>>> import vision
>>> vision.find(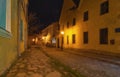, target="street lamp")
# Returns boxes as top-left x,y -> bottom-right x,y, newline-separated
32,38 -> 35,45
61,31 -> 64,35
61,31 -> 64,50
42,36 -> 45,40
